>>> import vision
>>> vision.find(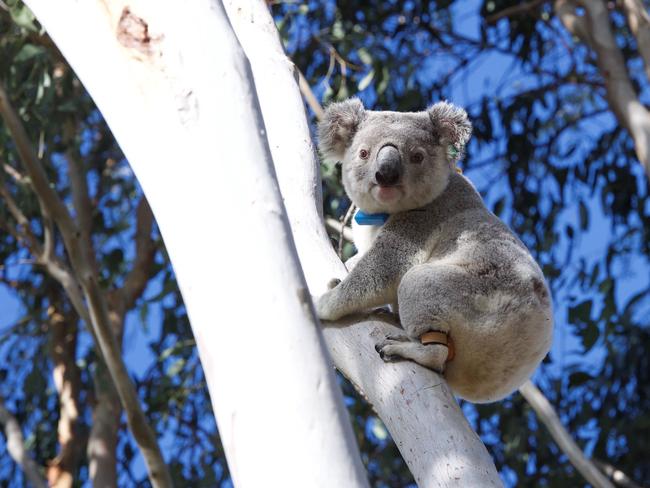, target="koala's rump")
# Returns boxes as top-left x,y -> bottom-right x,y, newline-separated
410,237 -> 553,403
444,302 -> 552,403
